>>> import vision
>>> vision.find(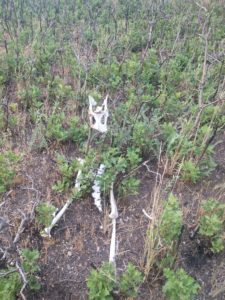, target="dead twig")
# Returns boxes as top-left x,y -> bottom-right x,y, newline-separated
143,161 -> 162,184
0,268 -> 17,278
210,284 -> 225,298
198,28 -> 210,108
13,211 -> 28,244
16,261 -> 27,300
